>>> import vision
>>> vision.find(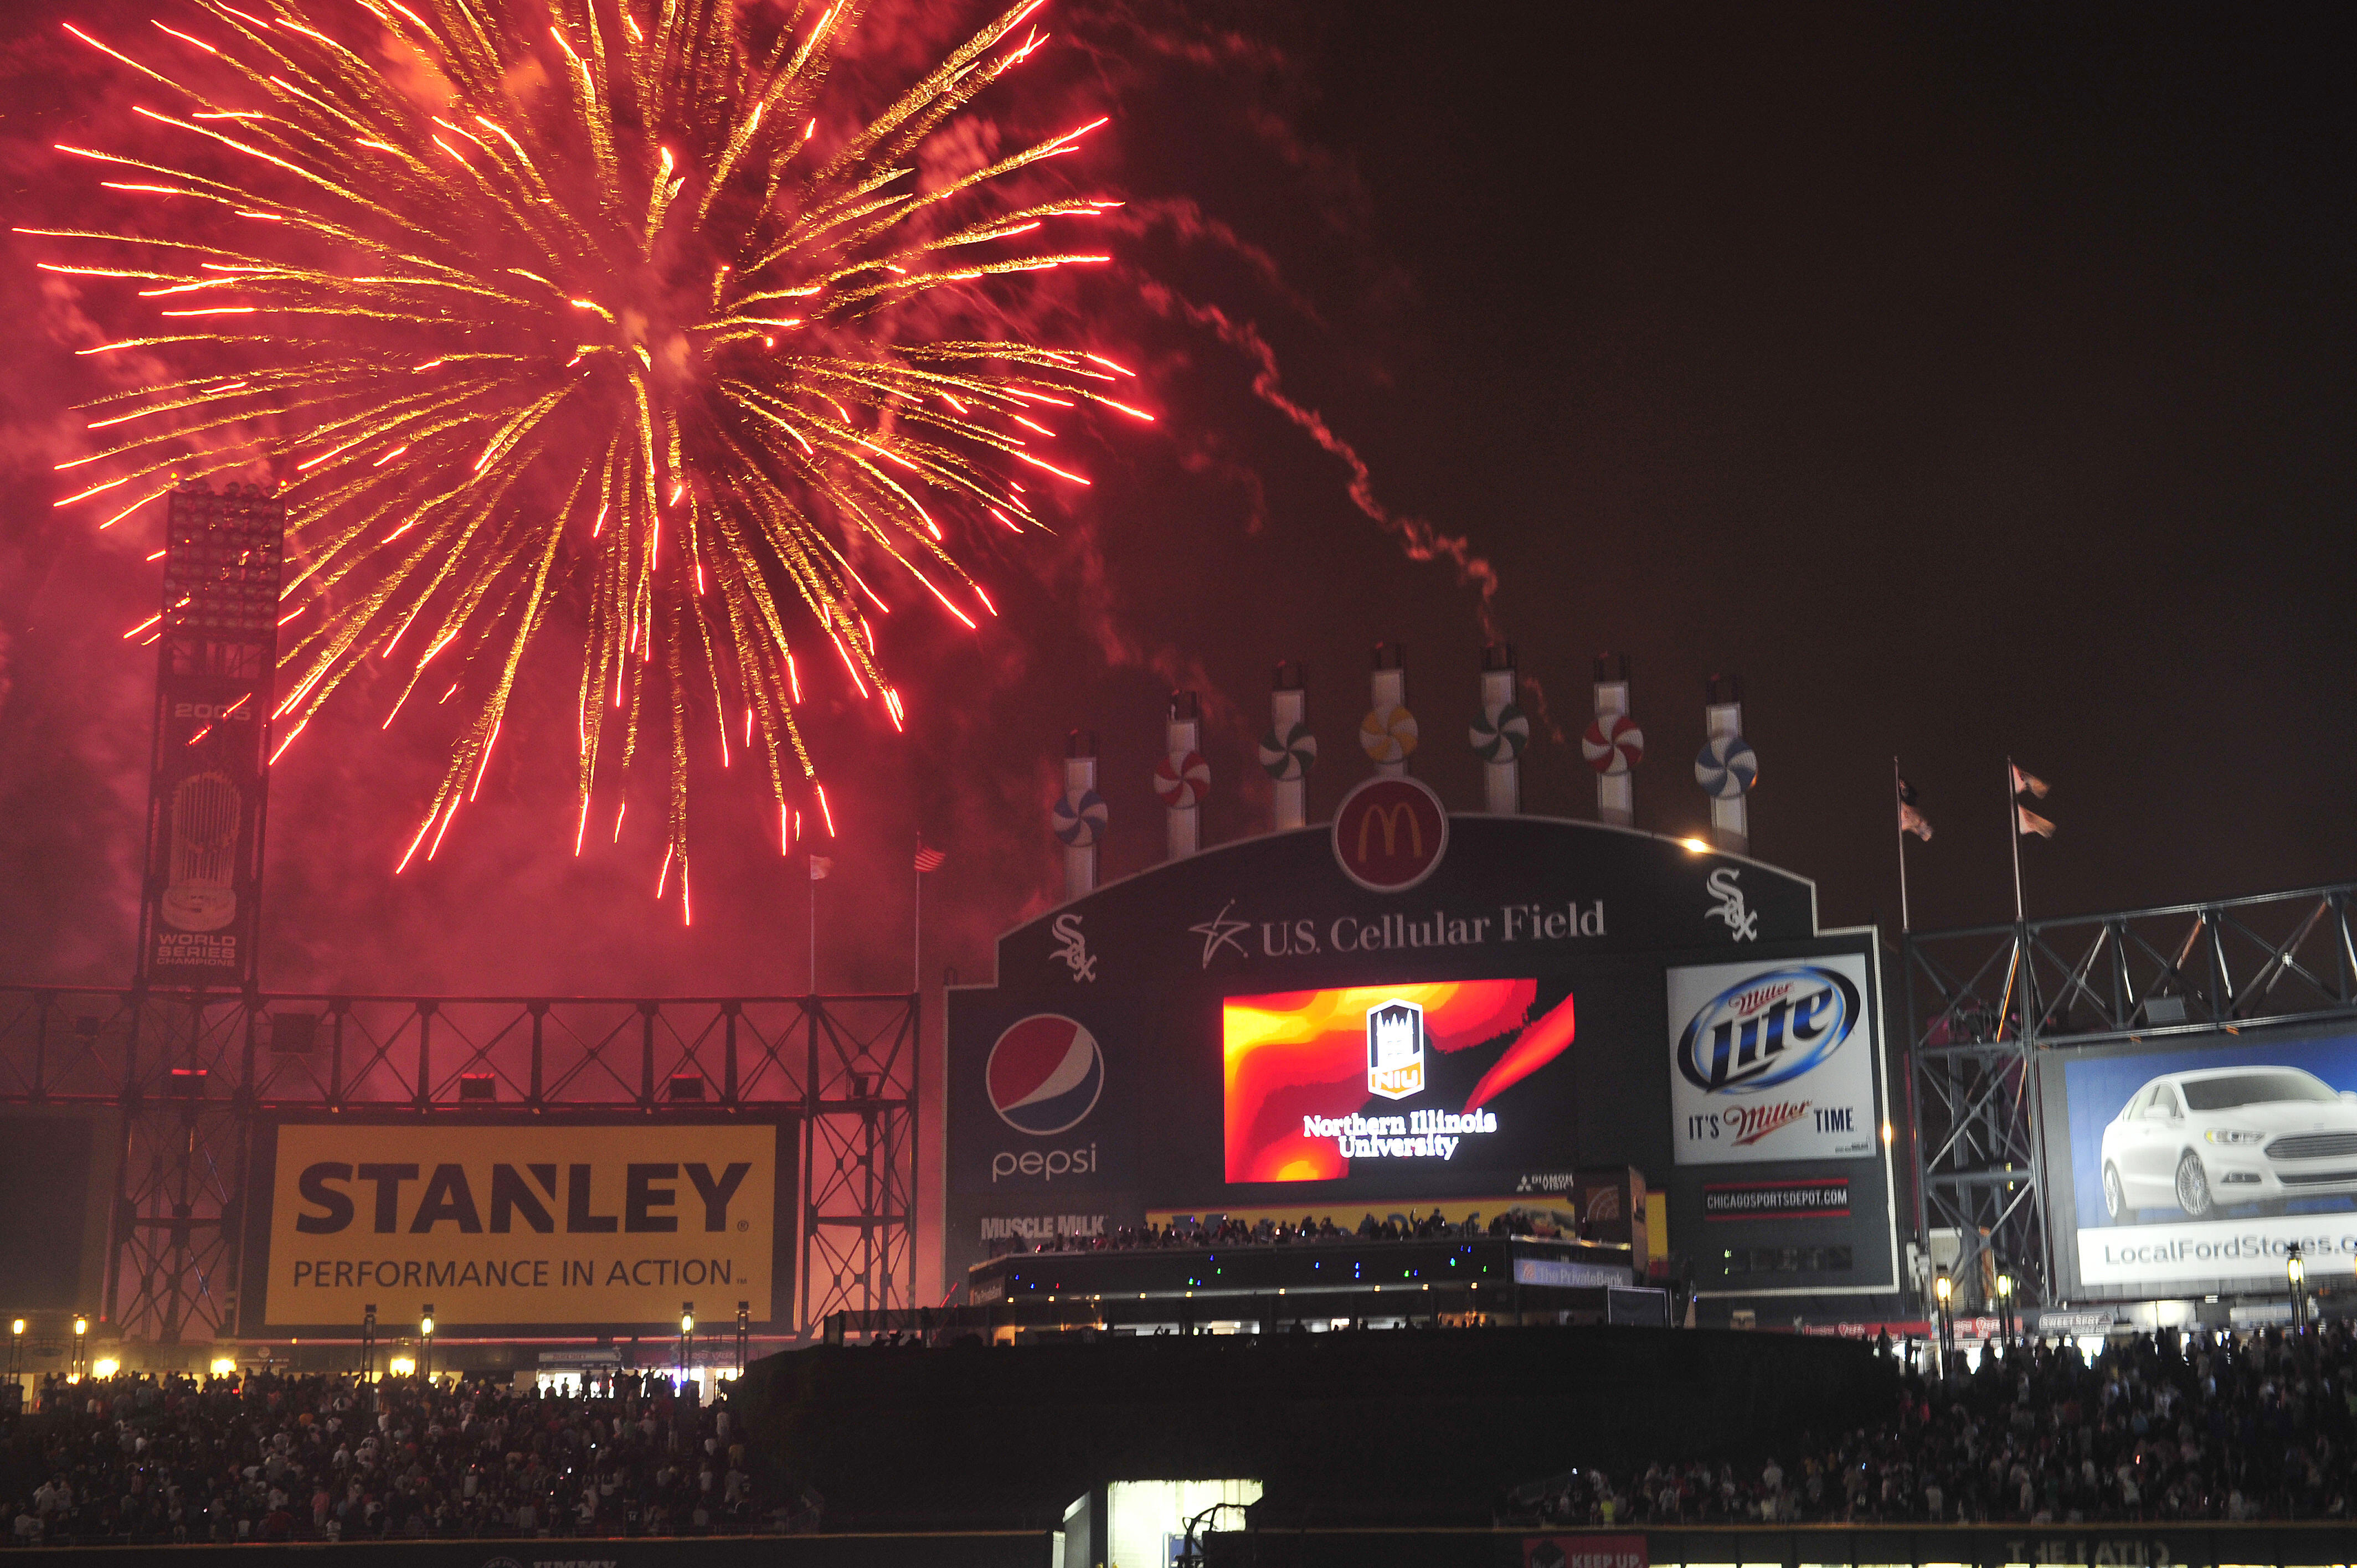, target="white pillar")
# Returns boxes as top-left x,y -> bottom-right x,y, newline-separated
1062,731 -> 1098,900
1268,662 -> 1309,832
1164,690 -> 1201,860
1593,653 -> 1635,827
1365,642 -> 1411,779
1705,678 -> 1748,856
1476,643 -> 1521,815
